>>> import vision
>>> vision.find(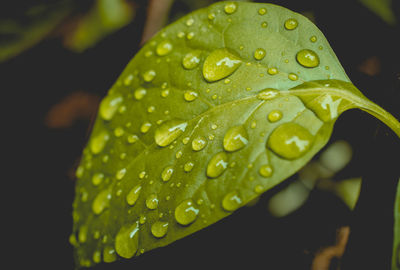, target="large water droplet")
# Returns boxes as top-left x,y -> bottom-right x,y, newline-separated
151,221 -> 169,238
175,199 -> 199,225
126,185 -> 142,206
156,40 -> 173,56
223,125 -> 249,152
267,123 -> 314,159
134,88 -> 147,100
184,161 -> 194,172
161,166 -> 174,182
115,221 -> 139,259
143,70 -> 156,82
267,110 -> 283,122
203,48 -> 242,82
257,88 -> 279,101
192,136 -> 207,151
90,130 -> 110,154
259,164 -> 273,177
224,2 -> 238,14
207,152 -> 229,178
296,49 -> 319,68
254,48 -> 266,60
183,90 -> 198,102
222,190 -> 242,211
155,119 -> 188,147
146,194 -> 159,209
284,18 -> 298,30
92,189 -> 111,215
99,94 -> 123,121
182,51 -> 201,69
